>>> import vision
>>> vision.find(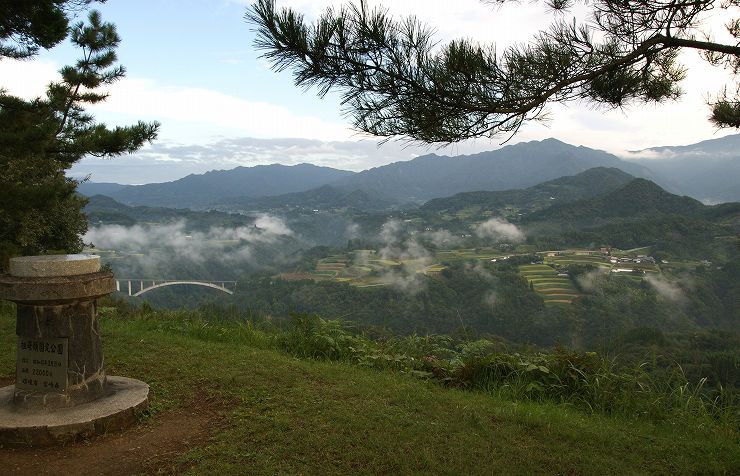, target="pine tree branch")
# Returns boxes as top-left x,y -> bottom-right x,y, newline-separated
658,35 -> 740,55
248,0 -> 738,142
